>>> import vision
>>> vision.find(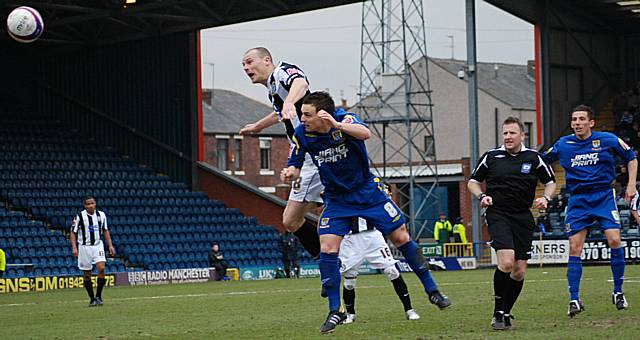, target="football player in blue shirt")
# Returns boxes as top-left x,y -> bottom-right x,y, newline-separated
281,91 -> 451,334
544,104 -> 637,317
